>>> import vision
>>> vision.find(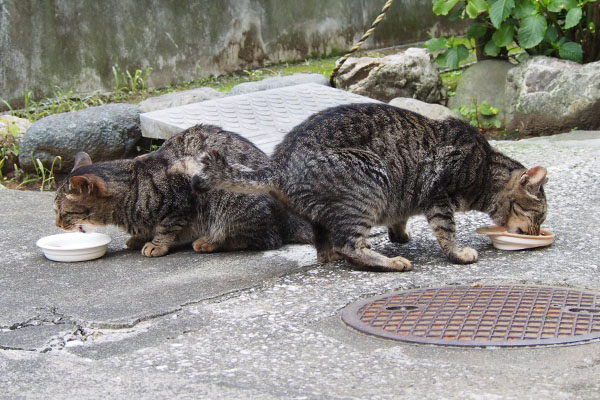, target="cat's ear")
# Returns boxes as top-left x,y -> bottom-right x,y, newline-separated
68,174 -> 108,197
72,152 -> 93,171
520,166 -> 547,194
